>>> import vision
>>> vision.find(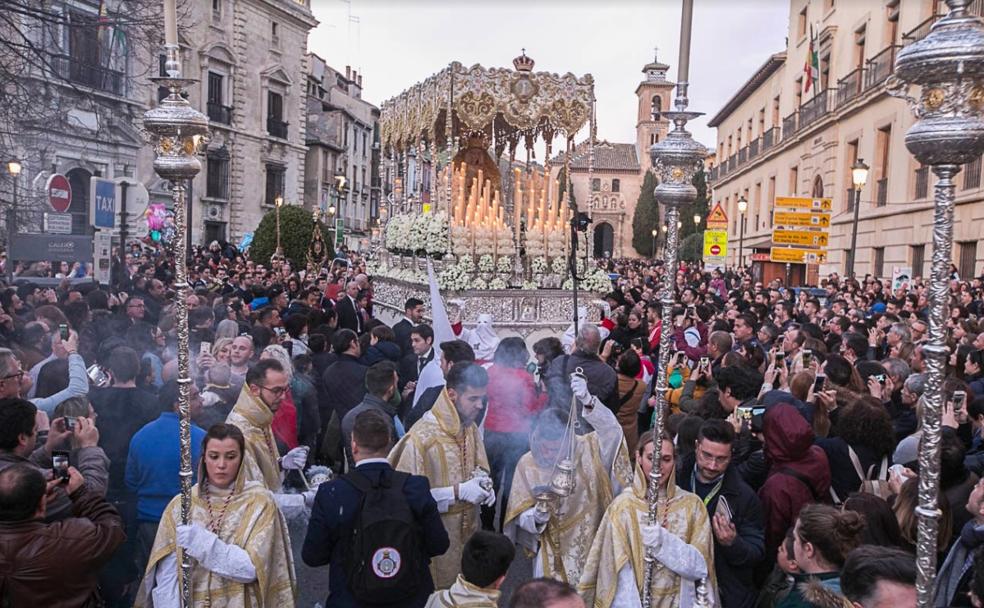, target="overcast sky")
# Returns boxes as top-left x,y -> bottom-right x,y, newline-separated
307,0 -> 791,150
